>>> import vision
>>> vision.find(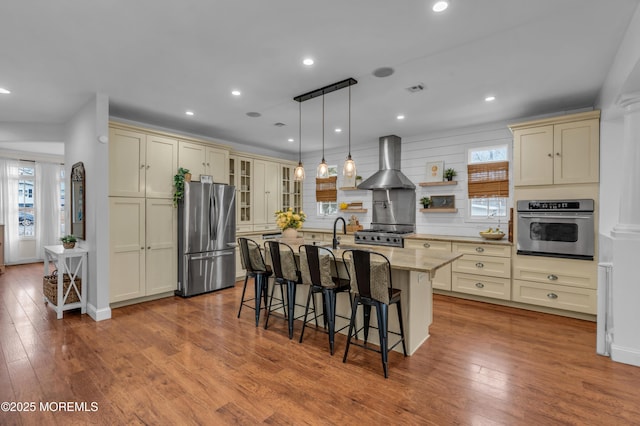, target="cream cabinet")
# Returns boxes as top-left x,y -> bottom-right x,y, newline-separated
404,239 -> 452,291
109,127 -> 178,198
511,254 -> 596,314
281,164 -> 302,212
178,141 -> 229,184
511,111 -> 600,186
252,159 -> 280,232
109,198 -> 177,303
451,242 -> 511,300
231,156 -> 254,232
